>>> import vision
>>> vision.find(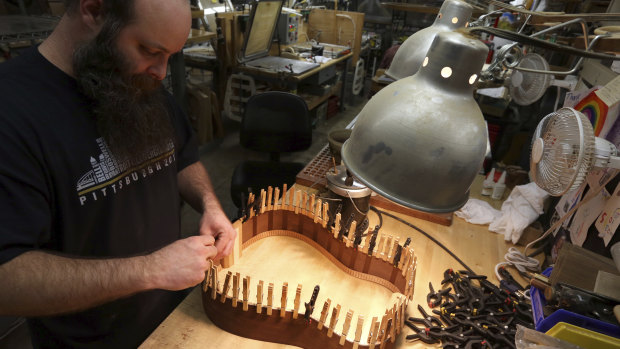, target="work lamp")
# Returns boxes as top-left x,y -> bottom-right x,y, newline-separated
386,0 -> 473,81
342,31 -> 489,213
